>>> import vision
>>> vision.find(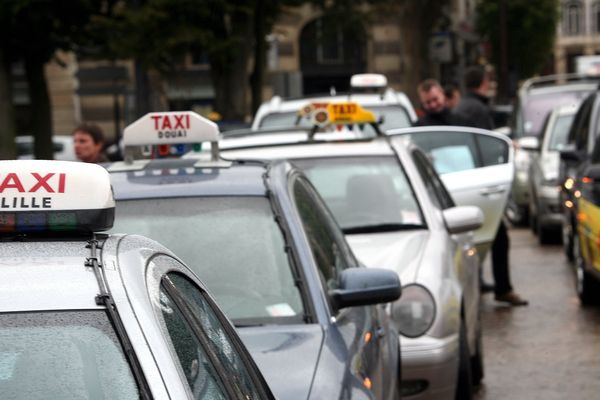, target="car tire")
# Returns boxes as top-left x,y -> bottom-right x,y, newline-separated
470,322 -> 484,386
506,200 -> 528,226
574,234 -> 600,305
563,218 -> 575,262
537,223 -> 552,245
529,202 -> 538,235
455,322 -> 474,400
